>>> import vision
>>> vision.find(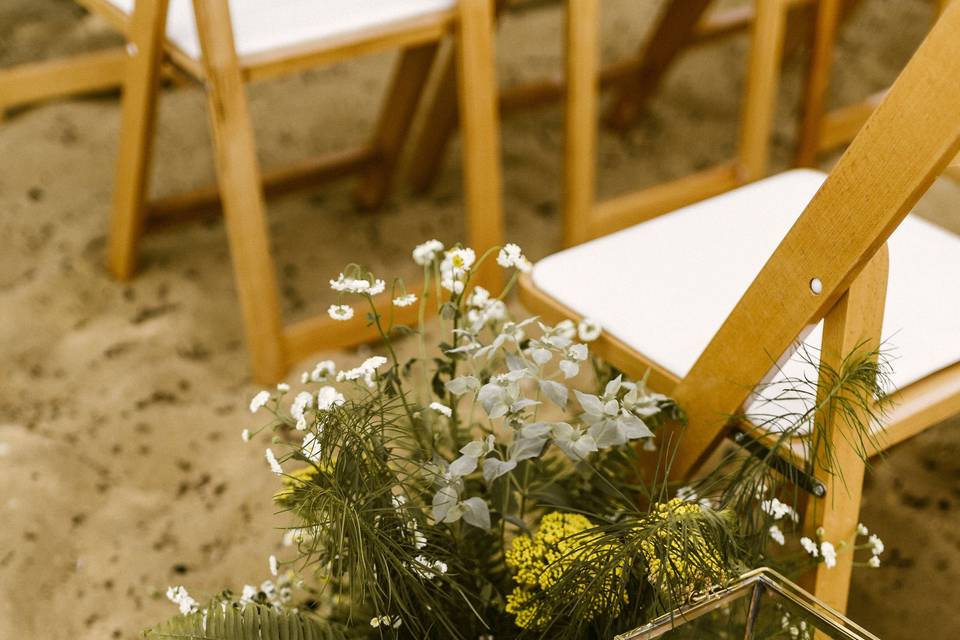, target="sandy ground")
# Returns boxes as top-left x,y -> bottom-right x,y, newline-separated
1,1 -> 958,638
